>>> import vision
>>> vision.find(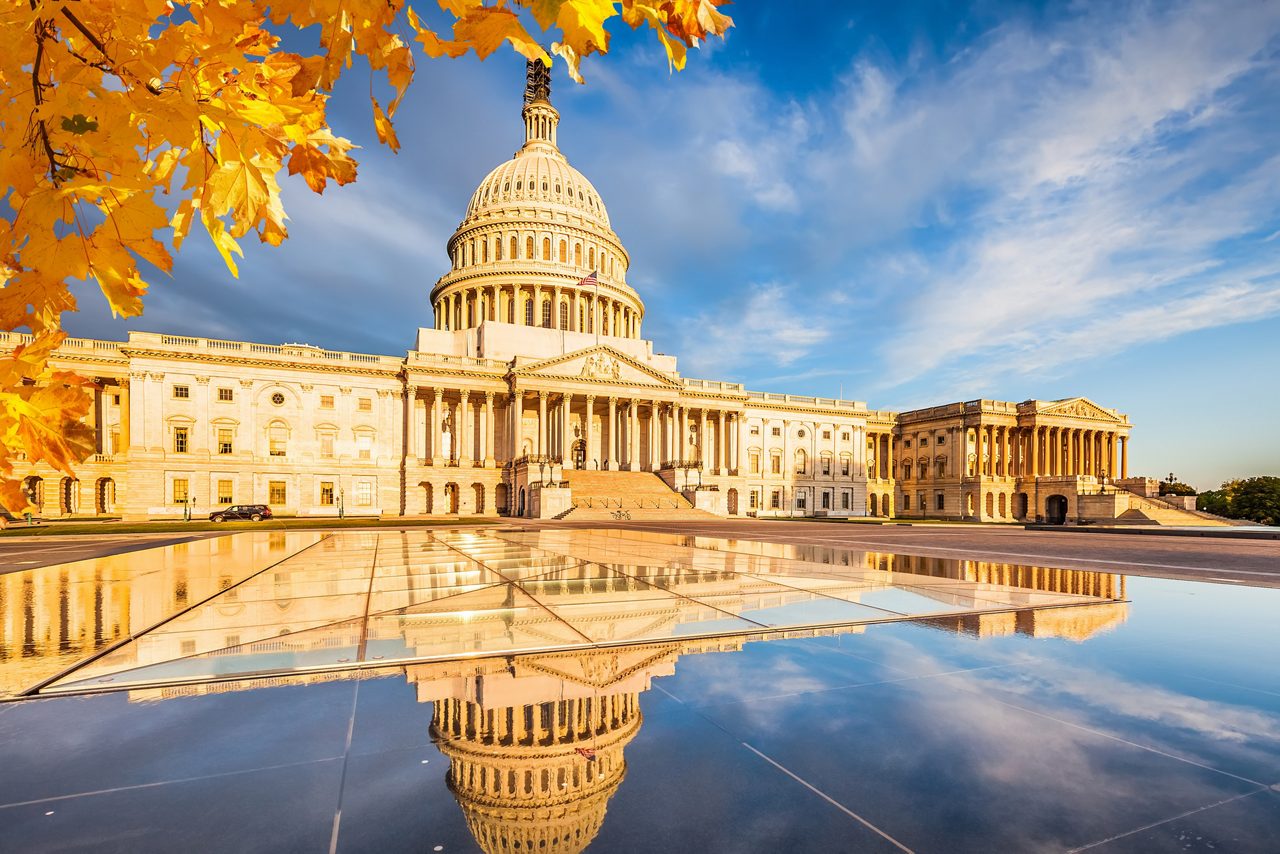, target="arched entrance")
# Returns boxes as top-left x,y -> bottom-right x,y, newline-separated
60,477 -> 79,515
22,476 -> 43,512
517,487 -> 526,517
1046,494 -> 1069,525
727,488 -> 738,515
571,439 -> 587,470
444,482 -> 460,514
471,483 -> 485,513
496,483 -> 510,515
1013,492 -> 1029,520
96,478 -> 115,514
